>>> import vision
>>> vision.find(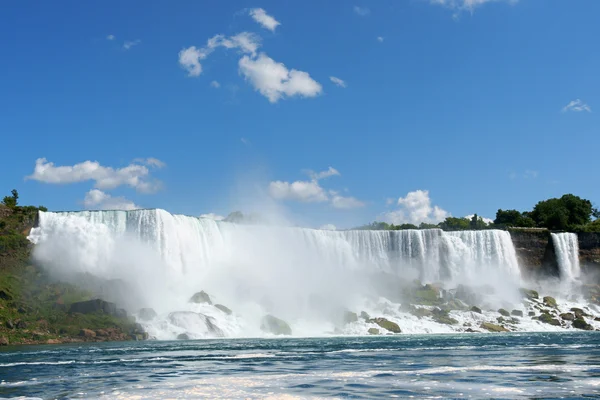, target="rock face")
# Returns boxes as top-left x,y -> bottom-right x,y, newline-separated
370,317 -> 401,333
79,329 -> 96,338
509,229 -> 559,278
138,308 -> 158,321
480,322 -> 508,332
360,311 -> 371,321
189,291 -> 212,305
214,304 -> 232,315
260,315 -> 292,335
579,233 -> 600,273
0,337 -> 8,346
70,299 -> 117,315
